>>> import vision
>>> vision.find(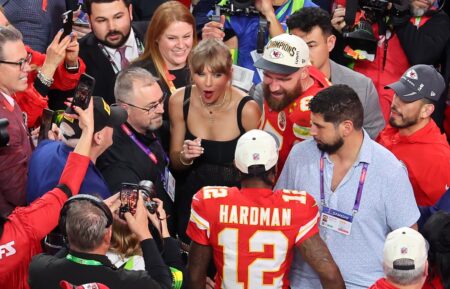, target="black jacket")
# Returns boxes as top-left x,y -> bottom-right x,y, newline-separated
96,123 -> 176,235
29,239 -> 172,289
78,22 -> 148,104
